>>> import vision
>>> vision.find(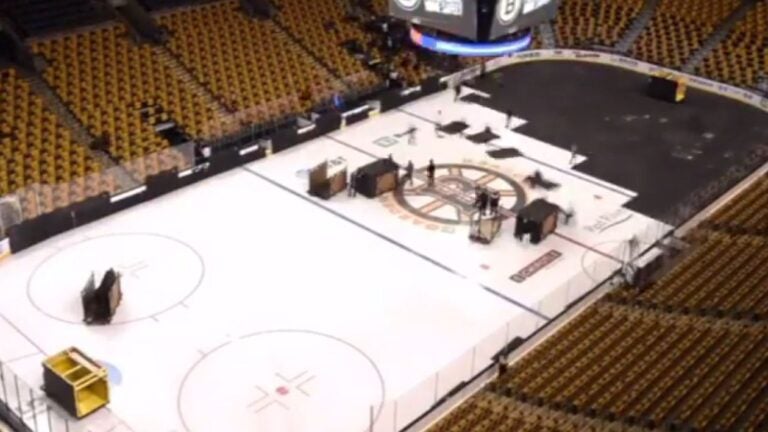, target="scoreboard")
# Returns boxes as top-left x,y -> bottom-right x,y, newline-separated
491,0 -> 558,39
389,0 -> 558,41
389,0 -> 478,40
